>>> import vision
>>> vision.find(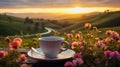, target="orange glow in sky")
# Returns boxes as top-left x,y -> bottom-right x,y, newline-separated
0,7 -> 119,14
67,7 -> 91,14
